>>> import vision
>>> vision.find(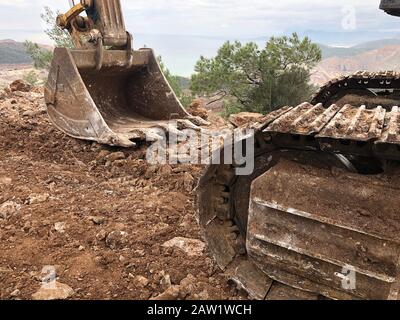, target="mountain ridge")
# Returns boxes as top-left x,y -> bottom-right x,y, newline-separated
0,38 -> 399,87
311,43 -> 400,86
0,39 -> 52,65
0,40 -> 32,64
318,38 -> 400,59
